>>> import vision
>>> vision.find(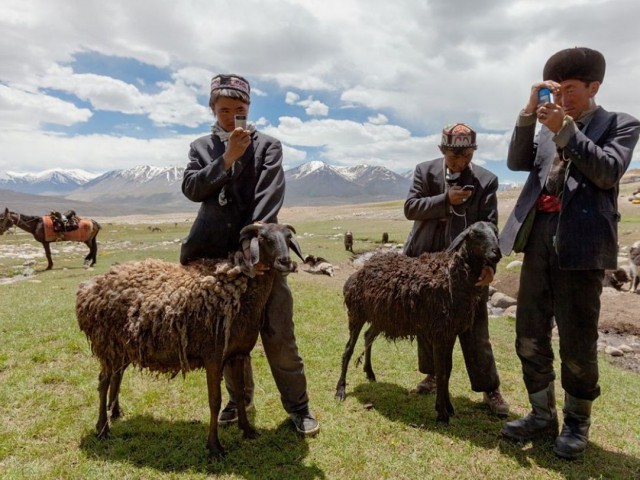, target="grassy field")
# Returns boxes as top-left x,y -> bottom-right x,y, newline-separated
1,198 -> 639,479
